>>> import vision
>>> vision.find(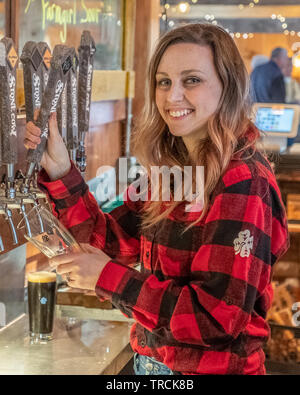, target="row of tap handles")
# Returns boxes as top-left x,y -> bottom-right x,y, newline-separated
0,31 -> 96,252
